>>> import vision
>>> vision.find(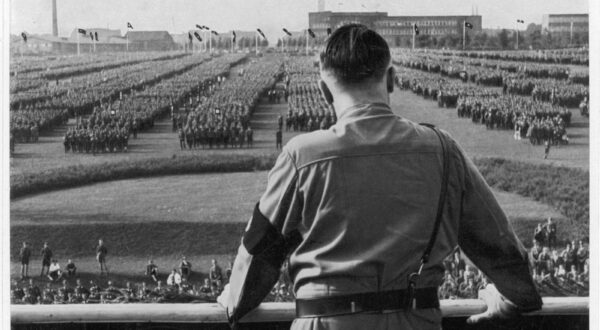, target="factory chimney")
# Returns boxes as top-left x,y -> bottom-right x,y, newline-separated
52,0 -> 58,36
